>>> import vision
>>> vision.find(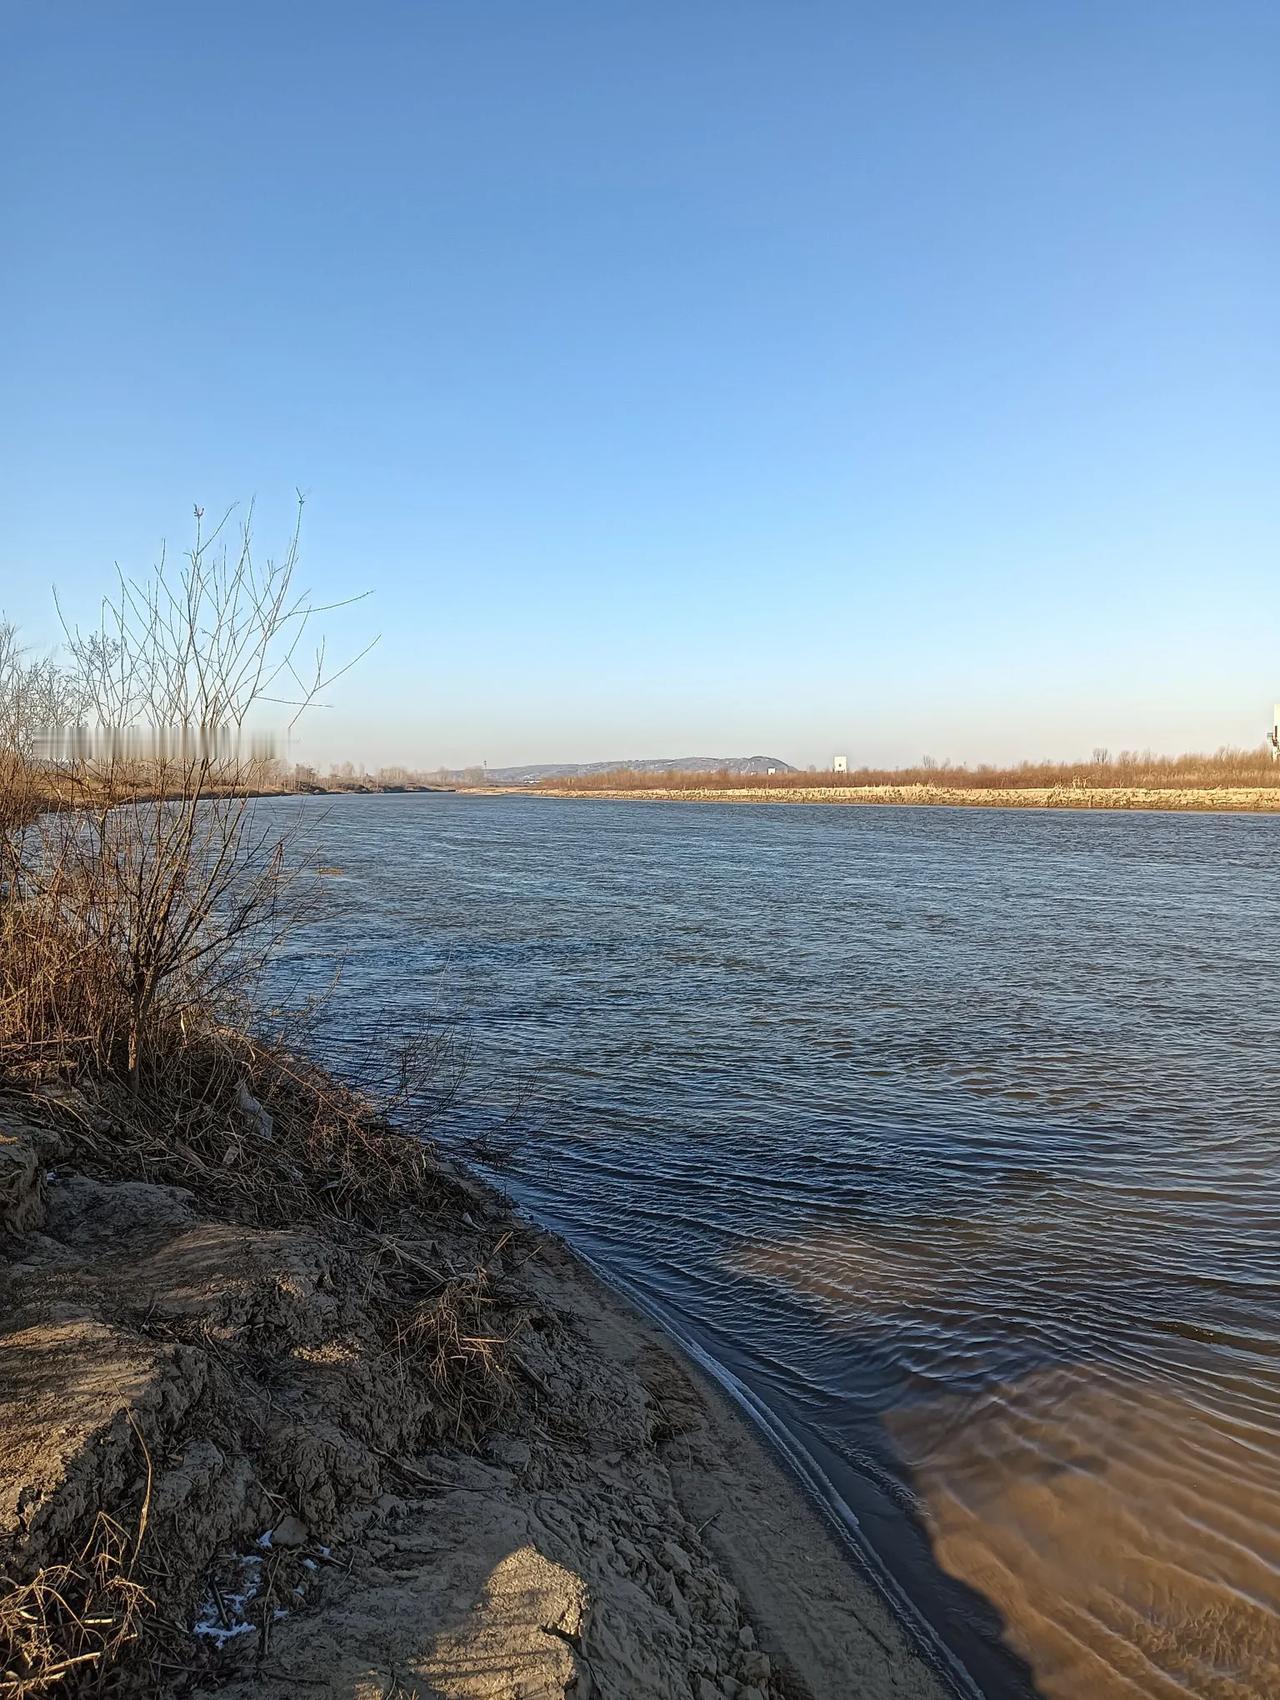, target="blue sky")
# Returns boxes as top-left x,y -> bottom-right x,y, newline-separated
3,1 -> 1276,770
